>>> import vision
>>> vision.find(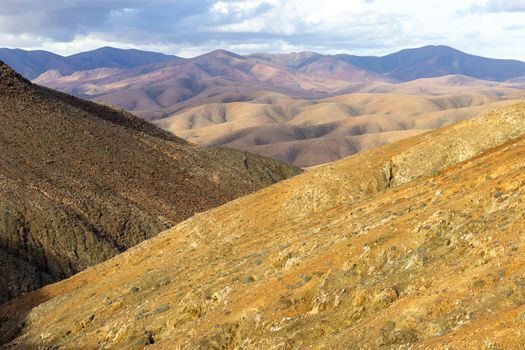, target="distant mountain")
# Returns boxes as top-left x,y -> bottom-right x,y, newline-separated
0,47 -> 181,79
33,48 -> 340,120
253,46 -> 525,82
0,48 -> 75,80
337,45 -> 525,82
4,46 -> 525,167
4,45 -> 525,83
0,60 -> 300,304
65,46 -> 182,72
6,45 -> 525,167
